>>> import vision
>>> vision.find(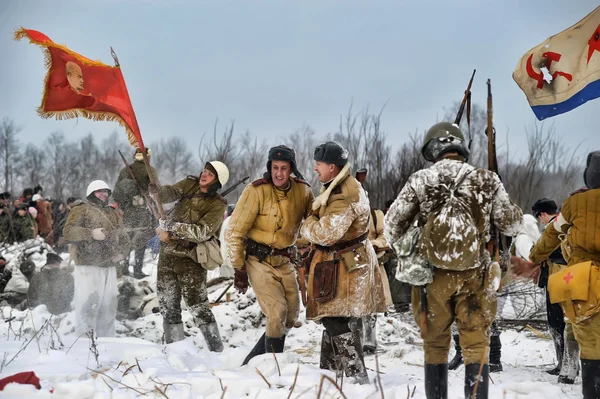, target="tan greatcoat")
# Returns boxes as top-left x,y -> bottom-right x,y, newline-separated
300,164 -> 387,321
